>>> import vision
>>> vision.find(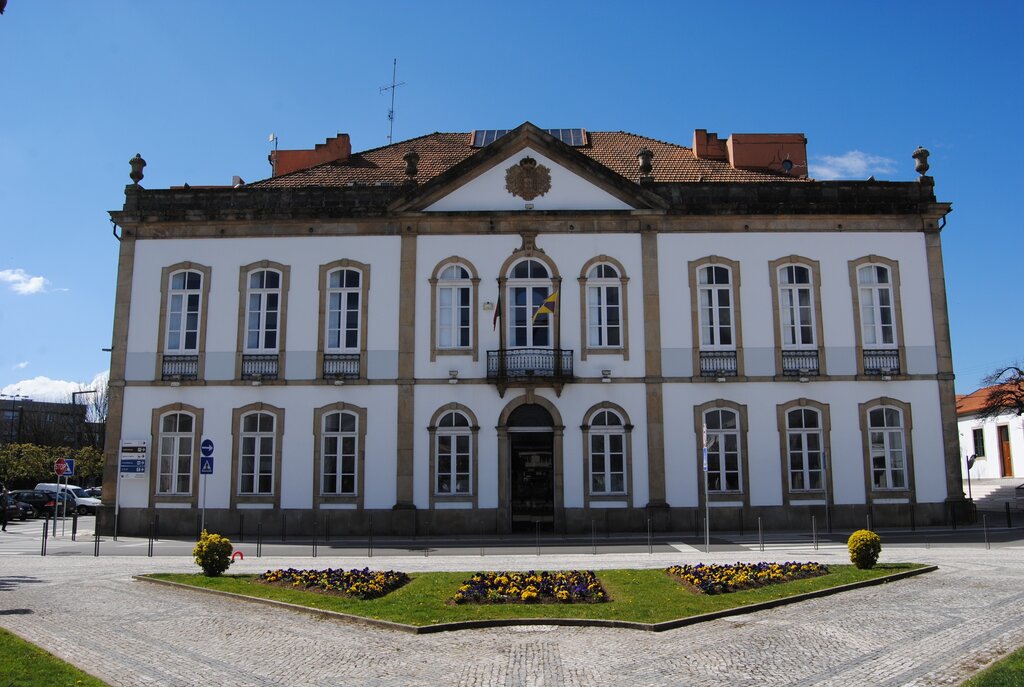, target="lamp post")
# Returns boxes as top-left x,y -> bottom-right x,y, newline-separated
71,389 -> 97,451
